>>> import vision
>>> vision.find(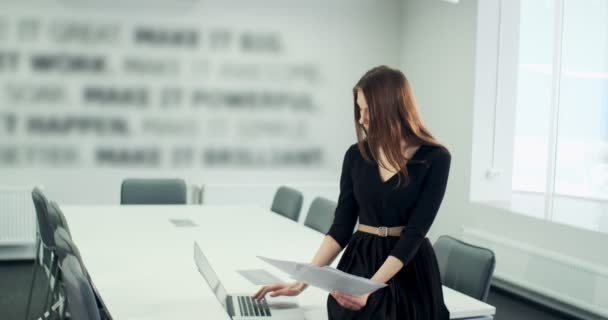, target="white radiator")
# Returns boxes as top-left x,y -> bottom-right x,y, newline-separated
0,187 -> 37,247
462,227 -> 608,318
